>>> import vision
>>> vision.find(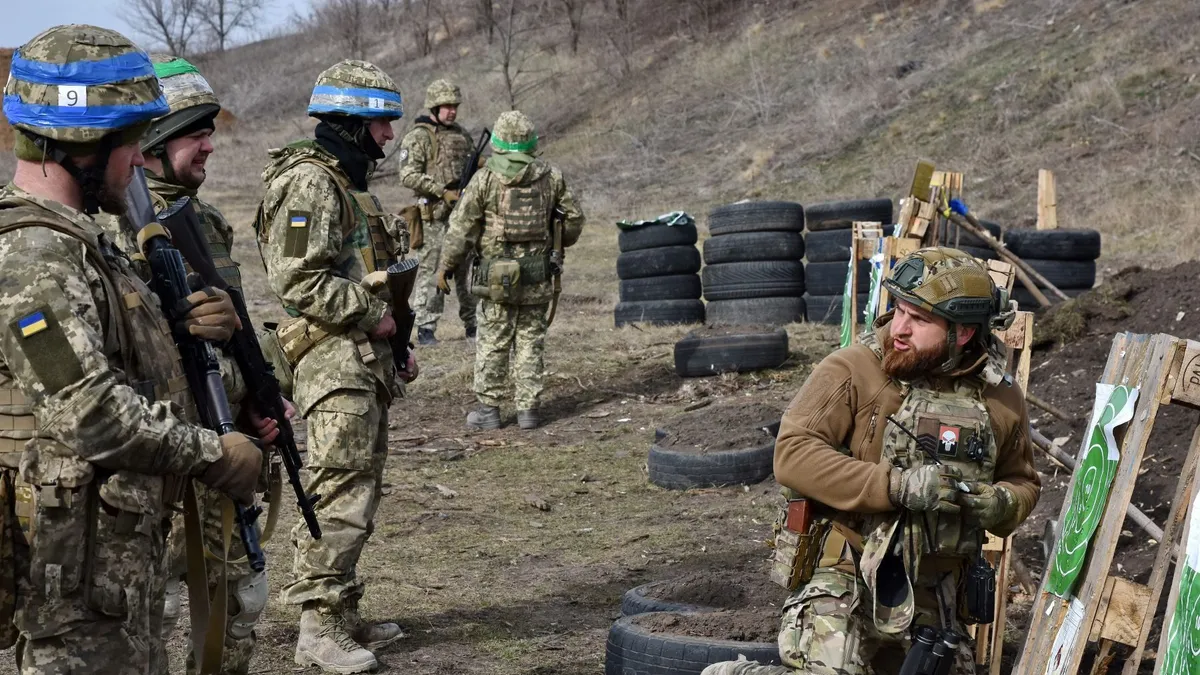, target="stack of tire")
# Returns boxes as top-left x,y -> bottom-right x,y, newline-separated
701,202 -> 806,325
1002,228 -> 1101,310
801,199 -> 895,325
616,221 -> 705,327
